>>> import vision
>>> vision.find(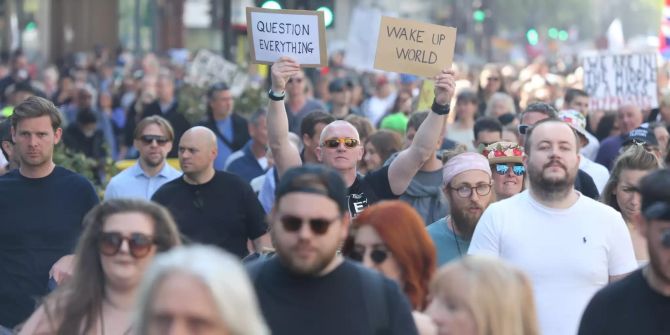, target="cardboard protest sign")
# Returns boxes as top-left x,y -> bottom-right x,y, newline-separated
185,49 -> 248,96
374,16 -> 457,78
582,52 -> 658,111
246,7 -> 327,67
